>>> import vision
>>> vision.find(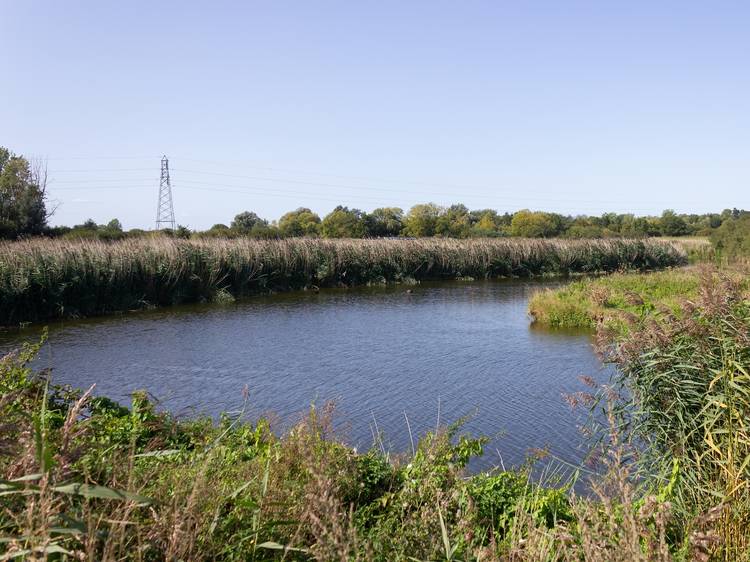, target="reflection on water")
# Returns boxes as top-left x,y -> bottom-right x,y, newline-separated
0,279 -> 612,471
